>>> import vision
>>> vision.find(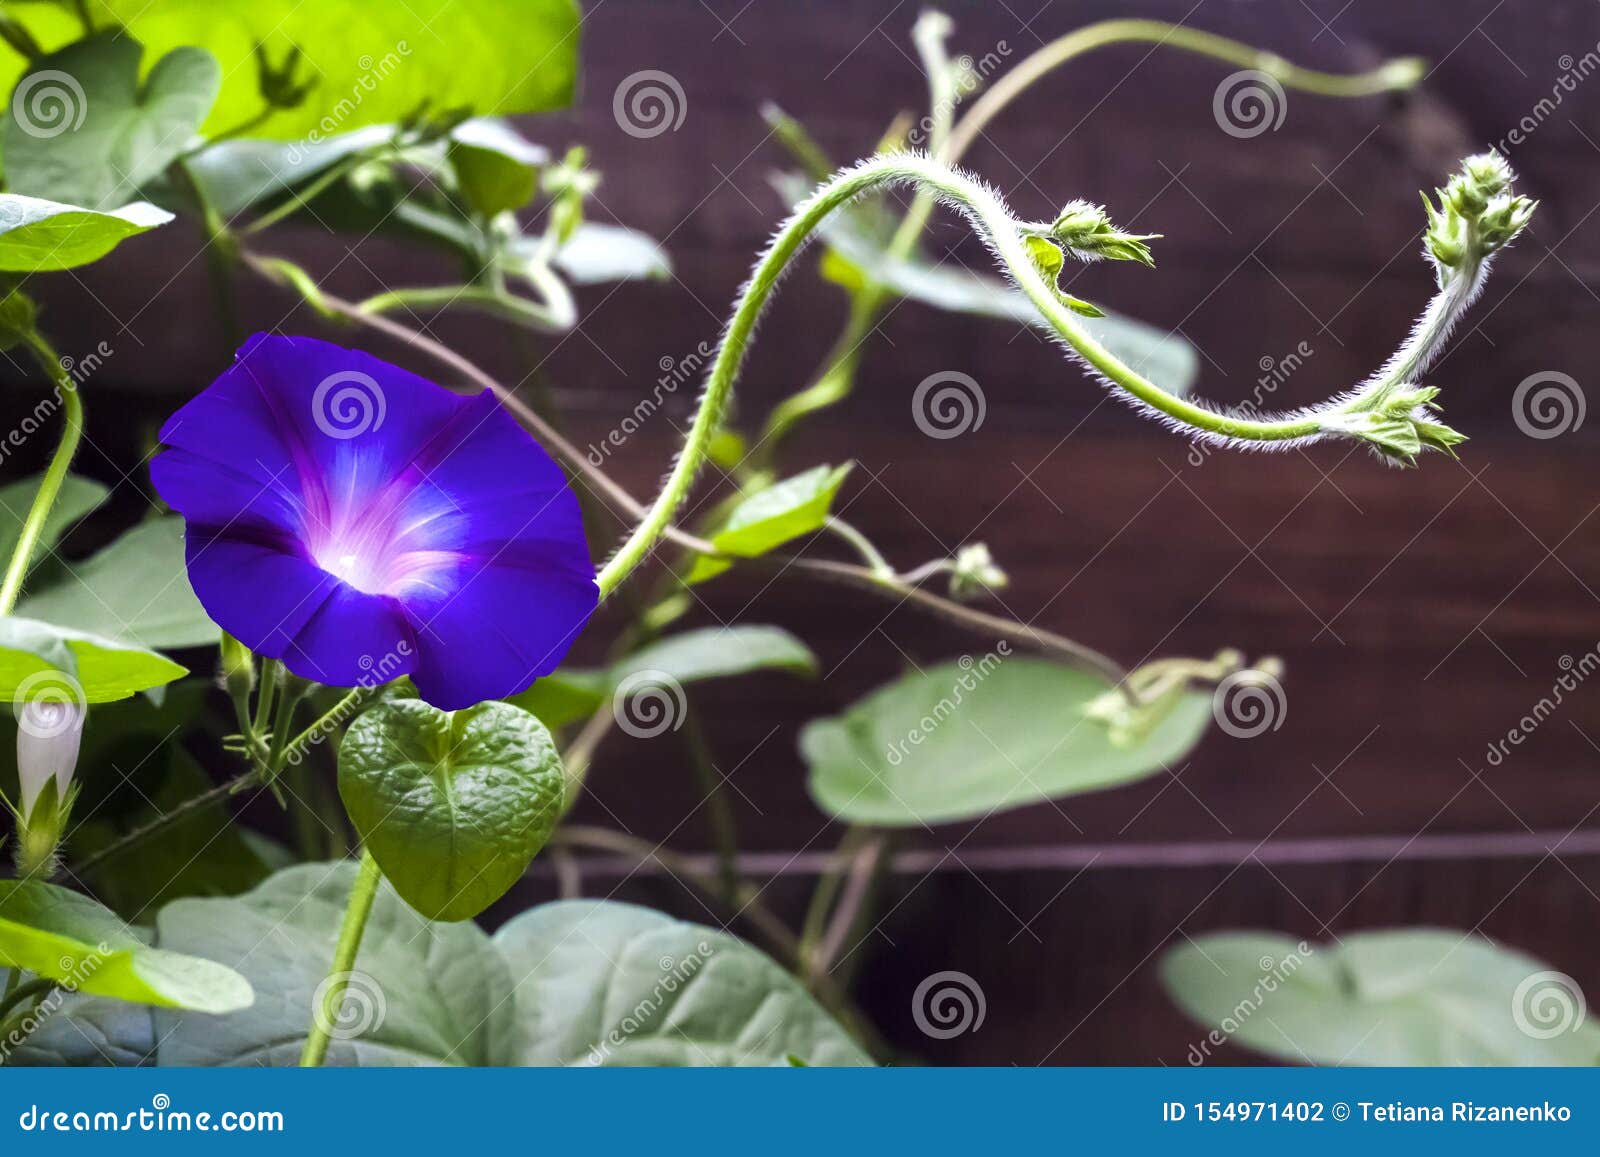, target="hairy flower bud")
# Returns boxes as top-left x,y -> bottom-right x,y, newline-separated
1045,201 -> 1158,266
948,543 -> 1008,601
1422,152 -> 1534,280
